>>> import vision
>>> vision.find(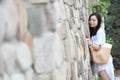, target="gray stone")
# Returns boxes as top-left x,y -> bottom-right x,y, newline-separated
69,20 -> 74,29
56,21 -> 66,40
0,77 -> 3,80
53,0 -> 67,21
0,43 -> 16,75
3,73 -> 10,80
16,42 -> 32,71
23,0 -> 29,2
74,0 -> 81,9
33,32 -> 56,73
51,62 -> 67,80
79,0 -> 83,8
74,17 -> 80,29
0,12 -> 6,43
11,73 -> 25,80
64,0 -> 74,5
66,28 -> 76,60
24,68 -> 33,80
45,3 -> 56,32
58,0 -> 67,20
66,62 -> 71,80
27,3 -> 56,34
71,30 -> 79,60
53,33 -> 65,67
30,0 -> 49,4
33,32 -> 64,73
75,32 -> 84,60
0,0 -> 18,41
64,39 -> 71,61
75,10 -> 80,18
52,70 -> 63,80
0,53 -> 4,76
71,6 -> 76,18
37,74 -> 50,80
84,0 -> 88,8
27,5 -> 48,36
90,0 -> 99,5
71,61 -> 78,80
64,4 -> 72,20
50,0 -> 56,3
